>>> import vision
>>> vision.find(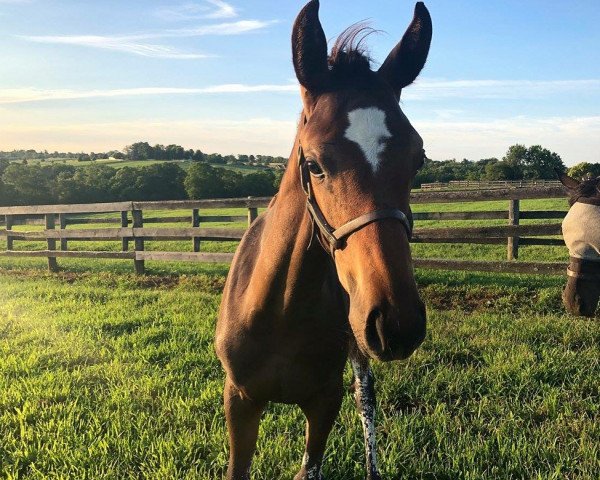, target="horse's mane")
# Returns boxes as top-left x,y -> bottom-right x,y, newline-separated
328,23 -> 378,87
